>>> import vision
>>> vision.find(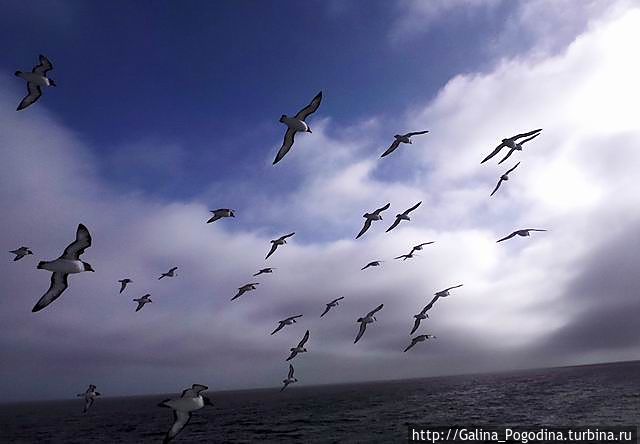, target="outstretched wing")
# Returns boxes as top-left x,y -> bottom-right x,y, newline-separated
443,284 -> 463,292
206,214 -> 222,223
490,178 -> 503,197
231,288 -> 246,301
386,217 -> 402,233
298,330 -> 310,347
403,201 -> 422,215
271,322 -> 285,335
294,91 -> 323,121
511,128 -> 542,140
481,142 -> 506,164
524,228 -> 547,232
518,132 -> 541,145
373,203 -> 391,214
403,340 -> 417,352
356,219 -> 372,239
497,148 -> 516,164
288,364 -> 295,379
135,301 -> 146,312
273,128 -> 296,165
32,272 -> 69,312
280,232 -> 296,240
367,304 -> 384,317
410,318 -> 422,335
320,305 -> 331,317
265,243 -> 279,260
163,410 -> 192,443
62,224 -> 92,260
354,322 -> 367,344
33,55 -> 53,75
17,82 -> 42,111
505,162 -> 521,175
423,295 -> 440,312
404,130 -> 429,137
496,231 -> 518,243
119,281 -> 127,293
381,139 -> 401,158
